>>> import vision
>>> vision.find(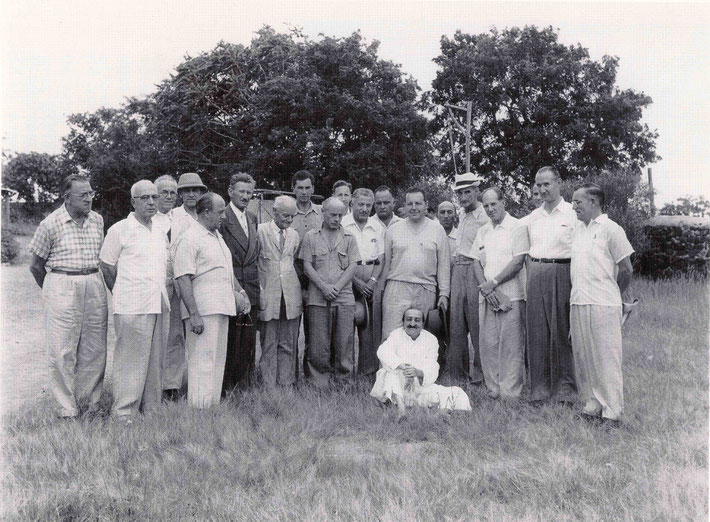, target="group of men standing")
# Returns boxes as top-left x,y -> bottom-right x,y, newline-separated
29,165 -> 634,426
